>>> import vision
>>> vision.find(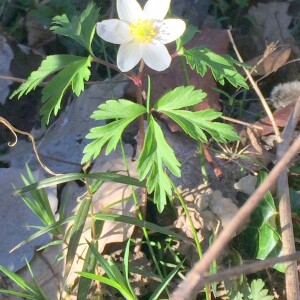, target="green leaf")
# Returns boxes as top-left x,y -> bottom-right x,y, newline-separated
82,100 -> 146,163
78,273 -> 136,300
0,265 -> 49,300
183,47 -> 248,88
40,55 -> 92,124
249,279 -> 274,300
255,172 -> 284,272
154,86 -> 207,110
11,55 -> 80,98
18,165 -> 58,232
123,240 -> 136,298
156,91 -> 240,142
232,291 -> 244,300
234,171 -> 284,273
65,197 -> 91,278
149,260 -> 184,300
15,172 -> 145,195
94,213 -> 185,241
137,116 -> 181,212
77,244 -> 97,300
10,216 -> 73,252
11,55 -> 92,124
83,241 -> 137,300
51,3 -> 99,53
0,289 -> 37,299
